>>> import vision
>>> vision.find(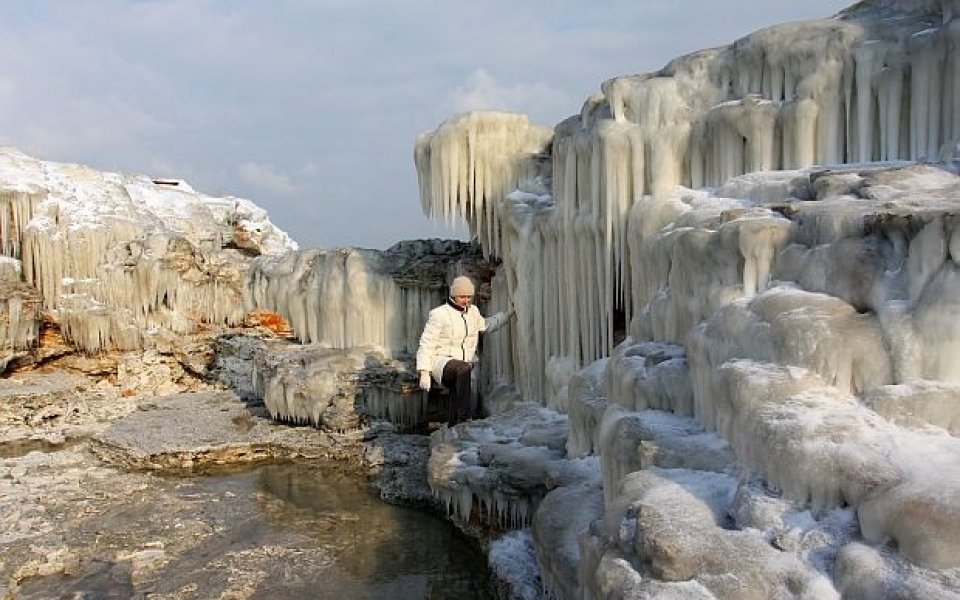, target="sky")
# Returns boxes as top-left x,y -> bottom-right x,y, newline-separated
0,0 -> 852,250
